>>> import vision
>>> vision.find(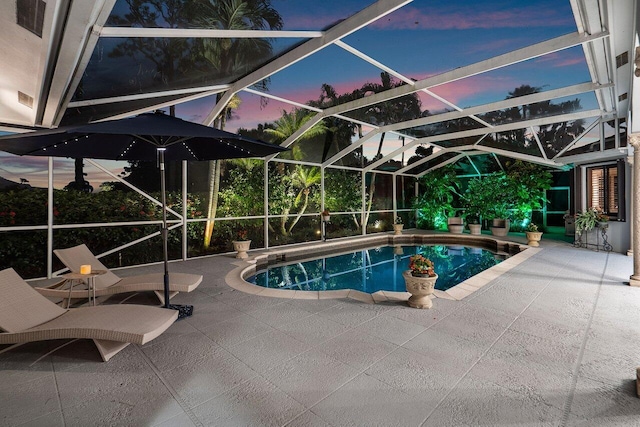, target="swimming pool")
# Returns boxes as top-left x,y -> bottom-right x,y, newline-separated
248,244 -> 508,293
